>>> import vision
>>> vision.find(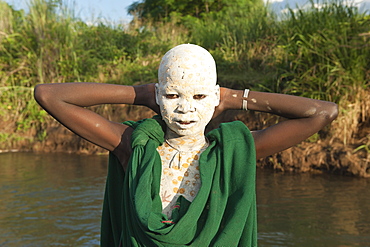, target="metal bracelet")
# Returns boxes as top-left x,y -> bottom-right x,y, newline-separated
242,89 -> 250,110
